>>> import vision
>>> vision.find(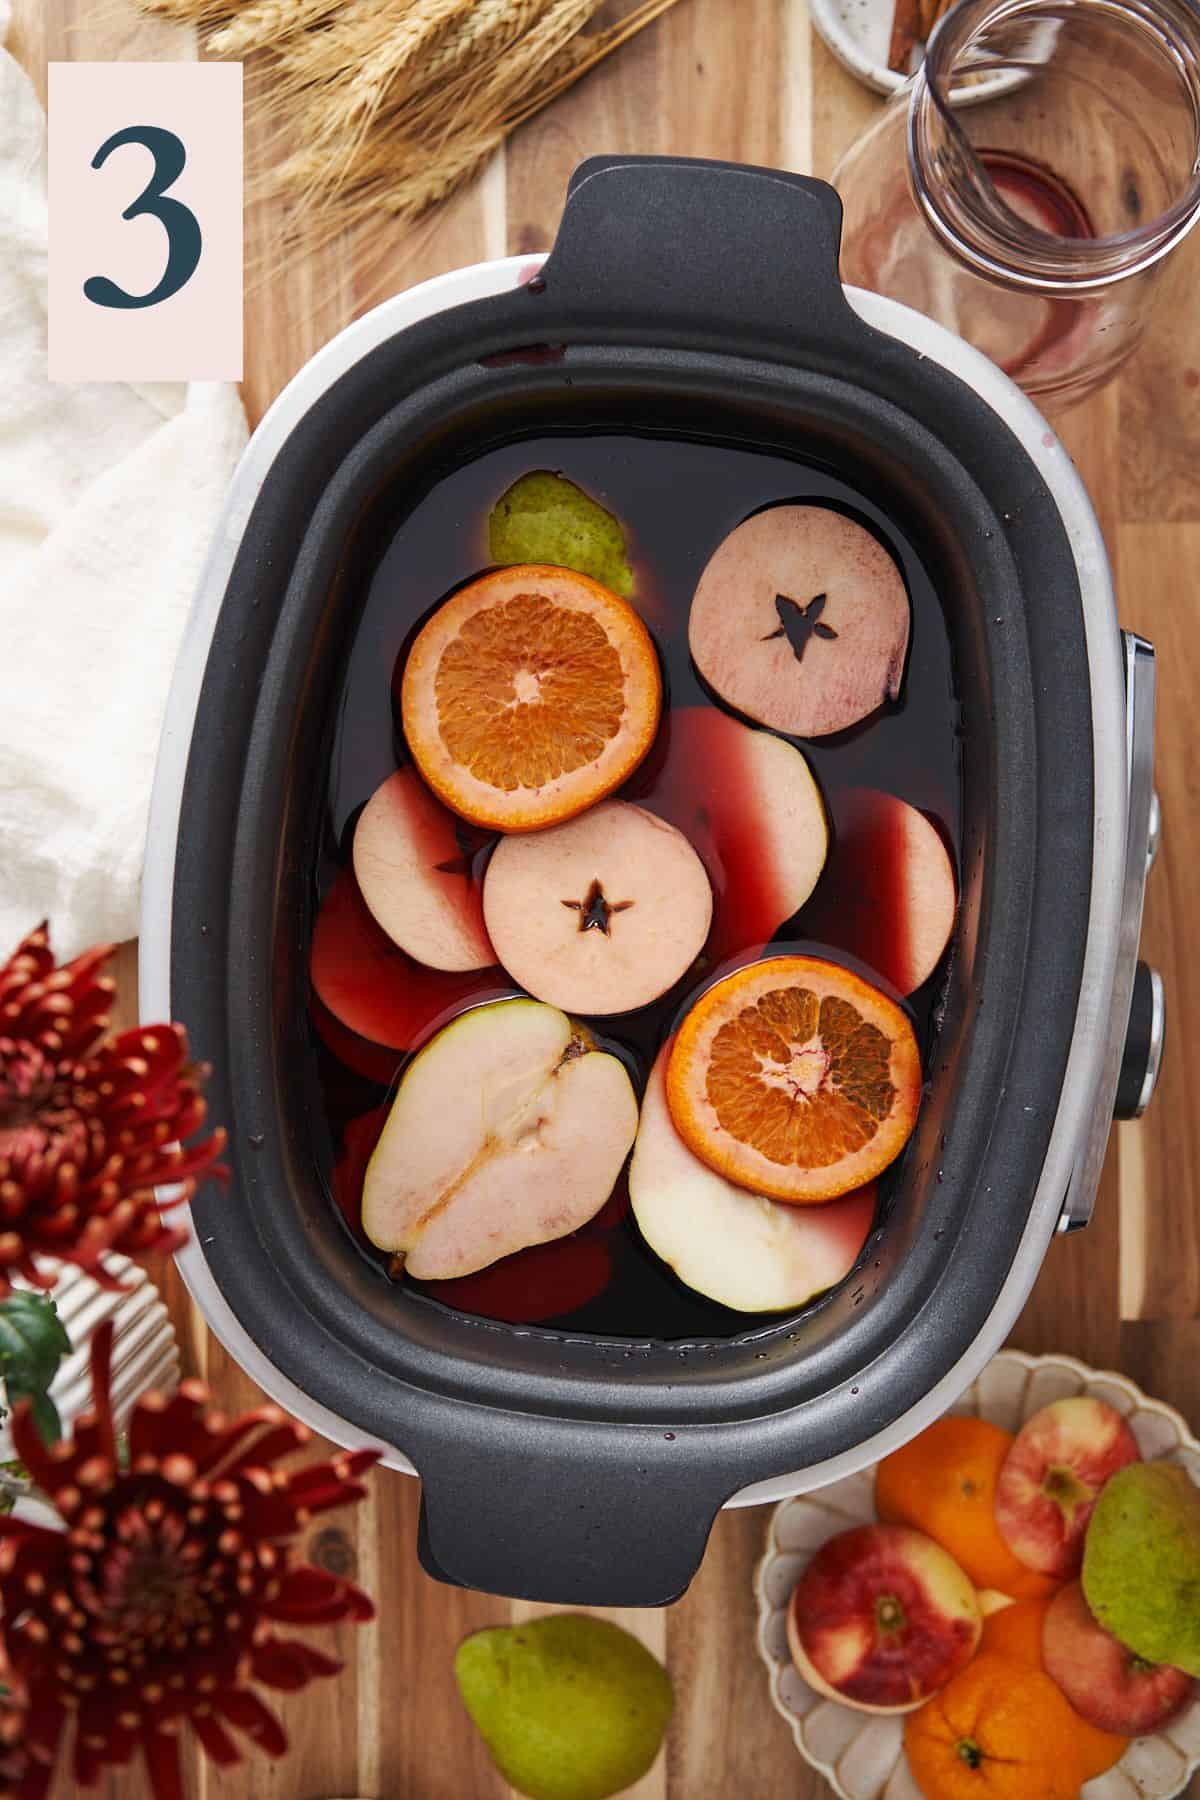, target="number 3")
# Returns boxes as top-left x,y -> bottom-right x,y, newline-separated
84,125 -> 202,310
